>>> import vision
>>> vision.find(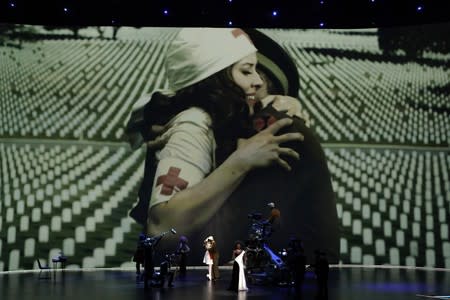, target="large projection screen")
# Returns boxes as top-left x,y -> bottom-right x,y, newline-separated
0,24 -> 449,271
